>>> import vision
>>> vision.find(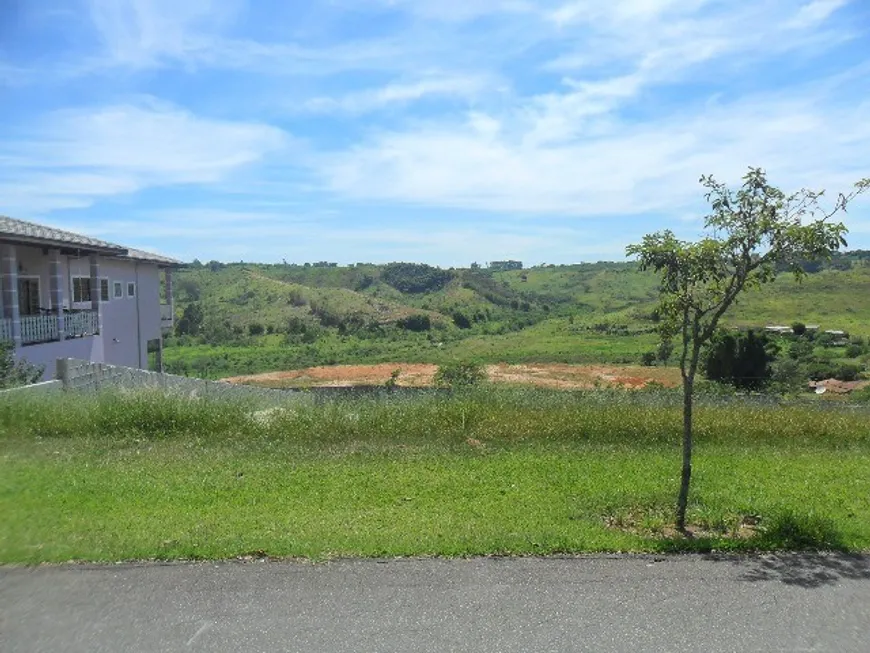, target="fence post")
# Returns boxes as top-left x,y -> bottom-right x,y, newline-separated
56,359 -> 70,389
